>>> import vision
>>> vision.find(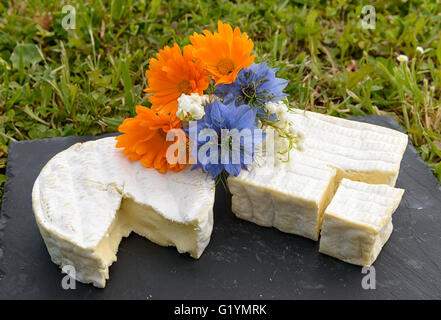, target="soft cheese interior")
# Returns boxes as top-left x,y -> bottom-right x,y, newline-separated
32,137 -> 215,288
228,109 -> 407,264
228,152 -> 337,240
319,179 -> 404,266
